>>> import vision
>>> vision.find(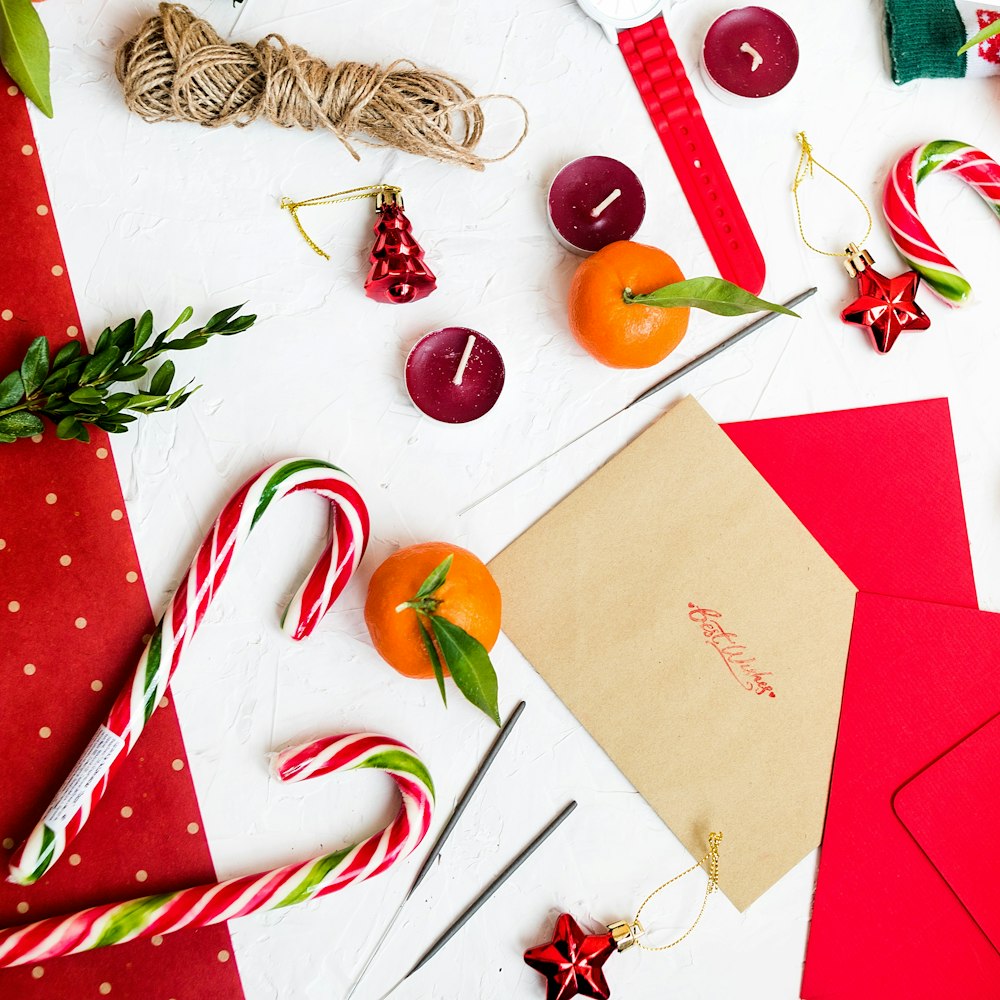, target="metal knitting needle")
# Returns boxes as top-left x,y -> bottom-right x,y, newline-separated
343,701 -> 526,1000
376,800 -> 578,1000
458,287 -> 817,517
